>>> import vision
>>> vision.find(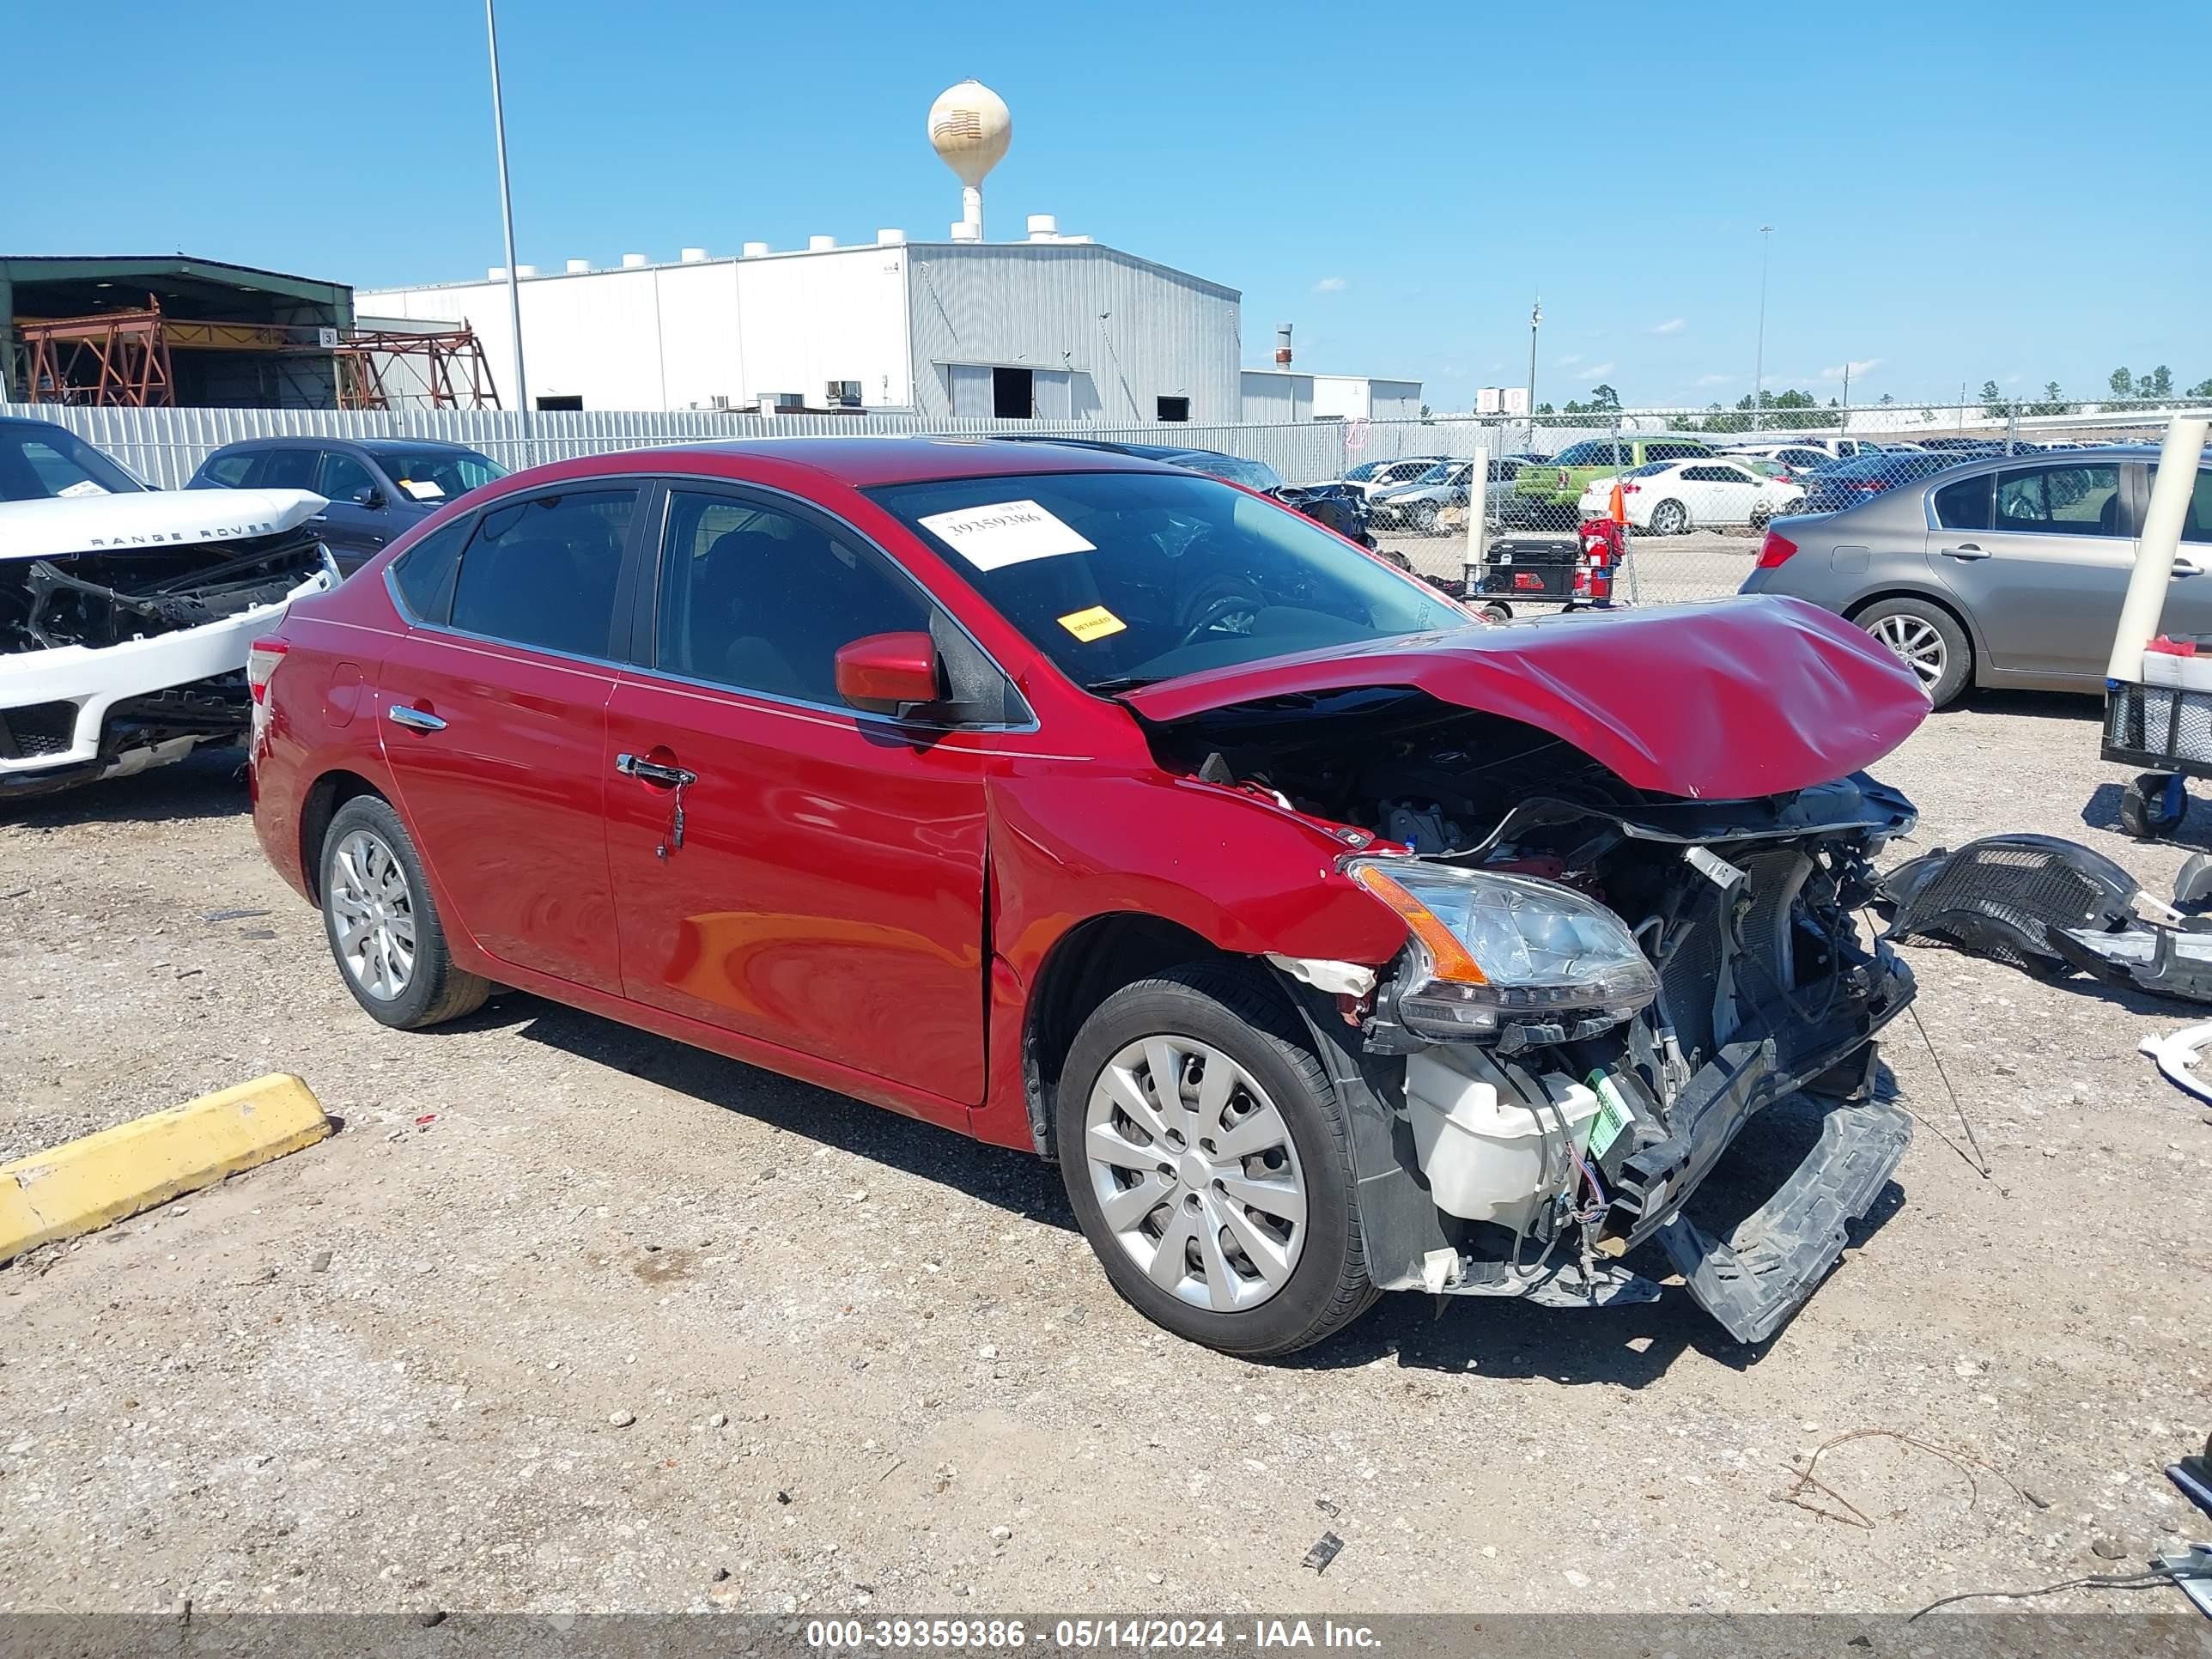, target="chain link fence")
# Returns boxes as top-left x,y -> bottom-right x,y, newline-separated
7,396 -> 2196,608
